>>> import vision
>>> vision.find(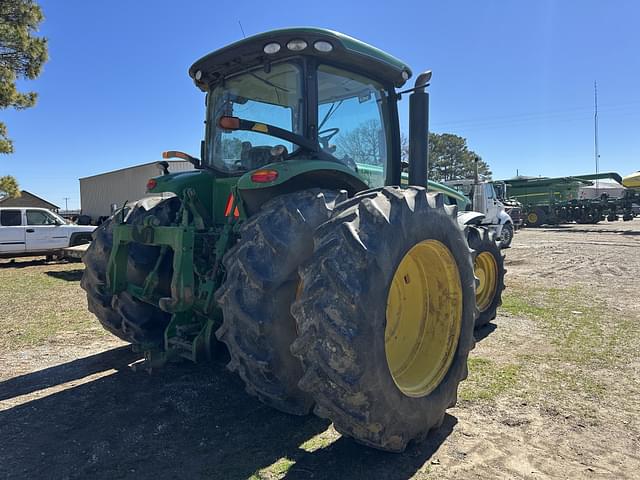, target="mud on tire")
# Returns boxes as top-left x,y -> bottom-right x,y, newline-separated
291,187 -> 477,452
81,197 -> 180,345
216,189 -> 347,415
